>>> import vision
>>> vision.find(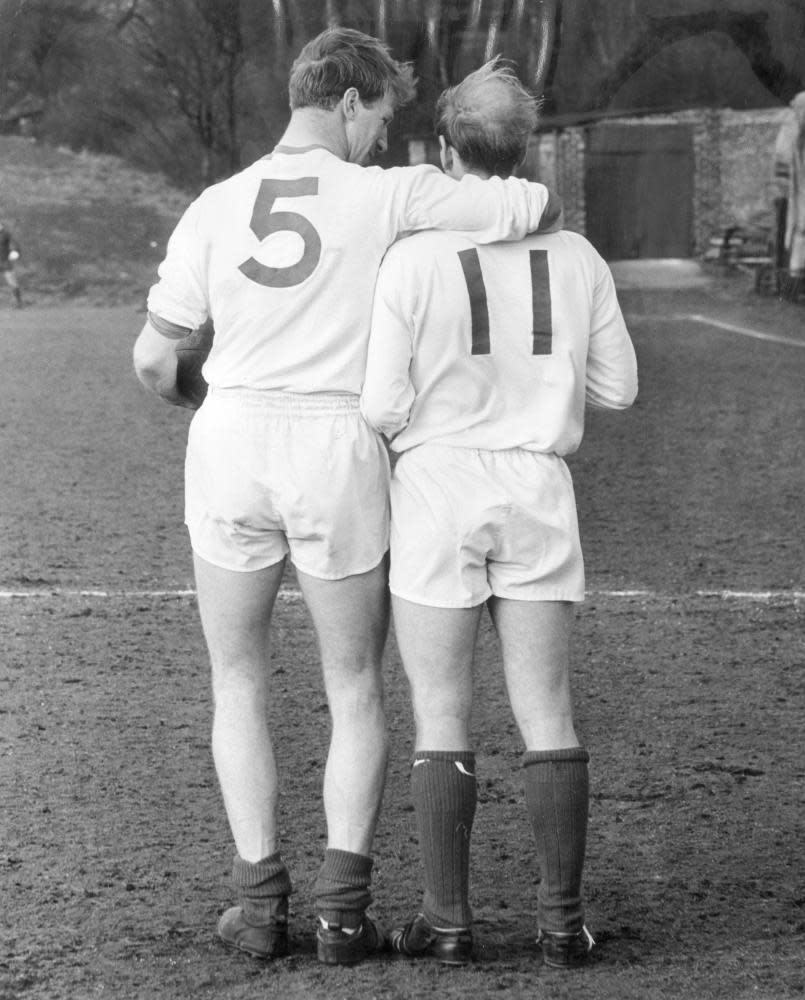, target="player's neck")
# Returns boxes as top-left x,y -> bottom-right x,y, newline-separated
278,108 -> 347,160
